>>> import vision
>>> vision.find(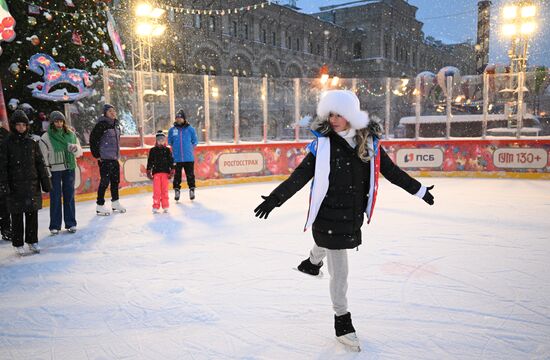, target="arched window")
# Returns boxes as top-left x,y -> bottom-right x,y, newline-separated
353,41 -> 362,59
208,16 -> 215,31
